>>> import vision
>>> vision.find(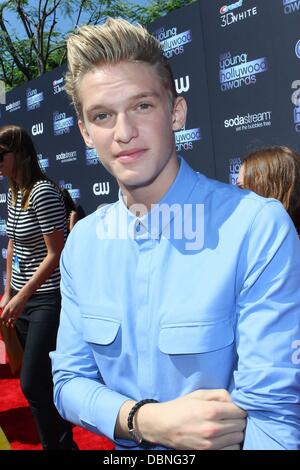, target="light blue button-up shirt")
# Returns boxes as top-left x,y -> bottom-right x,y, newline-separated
51,157 -> 300,450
